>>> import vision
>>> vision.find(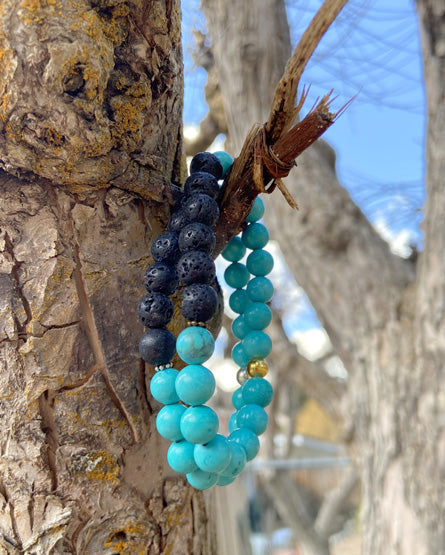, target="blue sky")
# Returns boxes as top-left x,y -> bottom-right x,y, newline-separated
181,0 -> 425,333
182,0 -> 425,244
